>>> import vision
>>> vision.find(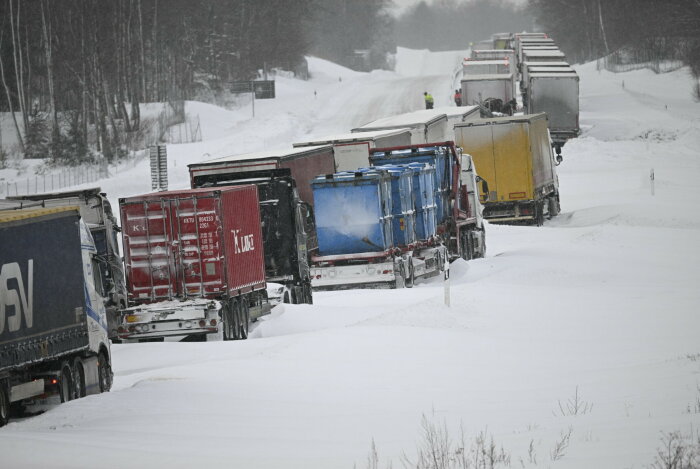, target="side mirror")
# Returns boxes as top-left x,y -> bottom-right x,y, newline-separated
556,154 -> 563,165
480,179 -> 490,199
